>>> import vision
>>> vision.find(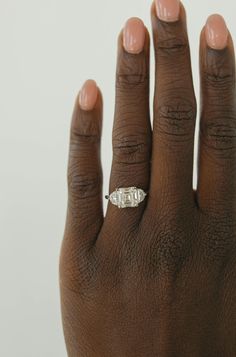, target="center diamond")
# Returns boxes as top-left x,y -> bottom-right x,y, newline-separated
110,187 -> 146,208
